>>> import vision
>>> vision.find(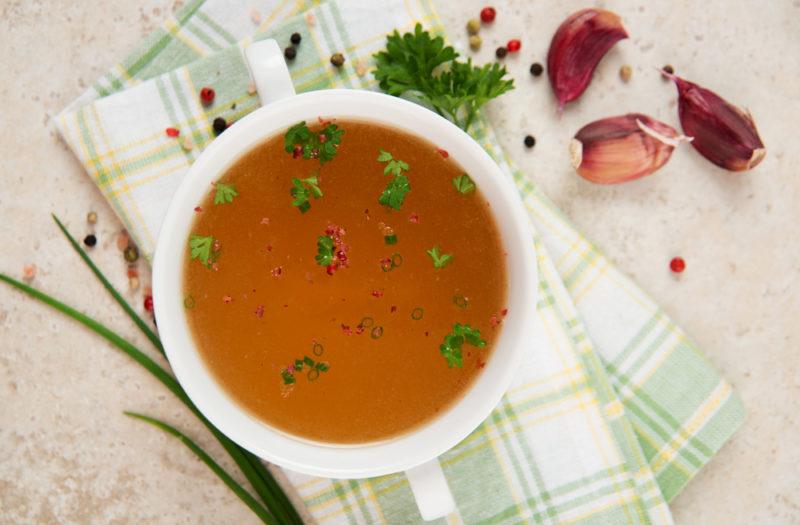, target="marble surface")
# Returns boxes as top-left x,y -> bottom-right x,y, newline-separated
1,0 -> 798,523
